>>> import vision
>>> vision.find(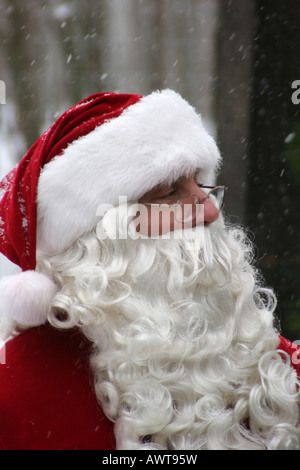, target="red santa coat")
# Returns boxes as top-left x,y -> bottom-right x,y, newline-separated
0,325 -> 299,450
0,325 -> 115,450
